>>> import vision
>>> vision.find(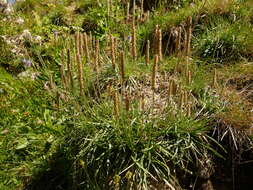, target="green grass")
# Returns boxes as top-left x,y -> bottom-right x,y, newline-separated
193,18 -> 253,63
0,68 -> 64,189
47,90 -> 223,189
